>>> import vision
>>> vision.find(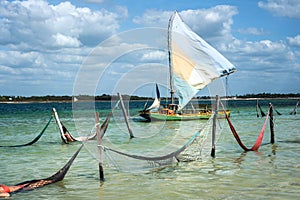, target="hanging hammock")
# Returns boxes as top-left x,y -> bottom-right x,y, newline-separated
58,112 -> 113,143
100,116 -> 212,168
224,110 -> 269,151
102,129 -> 202,166
0,116 -> 53,148
15,144 -> 83,191
53,108 -> 106,143
0,144 -> 82,197
54,101 -> 118,143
